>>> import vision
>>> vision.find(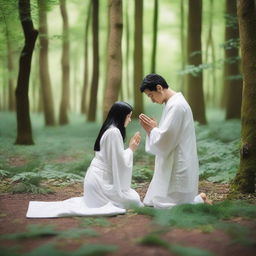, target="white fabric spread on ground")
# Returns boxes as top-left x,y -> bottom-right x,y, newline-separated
26,126 -> 142,218
26,197 -> 126,218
